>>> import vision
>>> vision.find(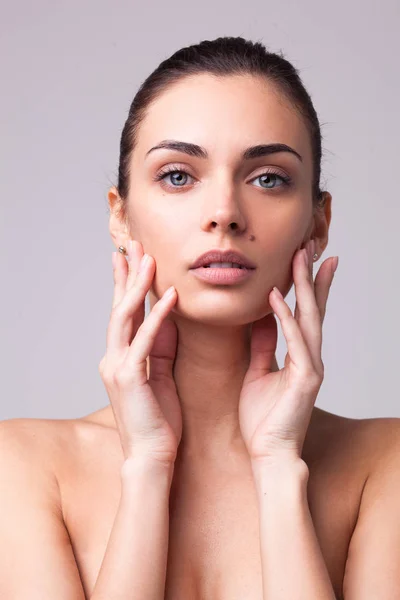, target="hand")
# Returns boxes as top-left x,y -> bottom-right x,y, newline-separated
98,241 -> 182,466
238,240 -> 338,464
